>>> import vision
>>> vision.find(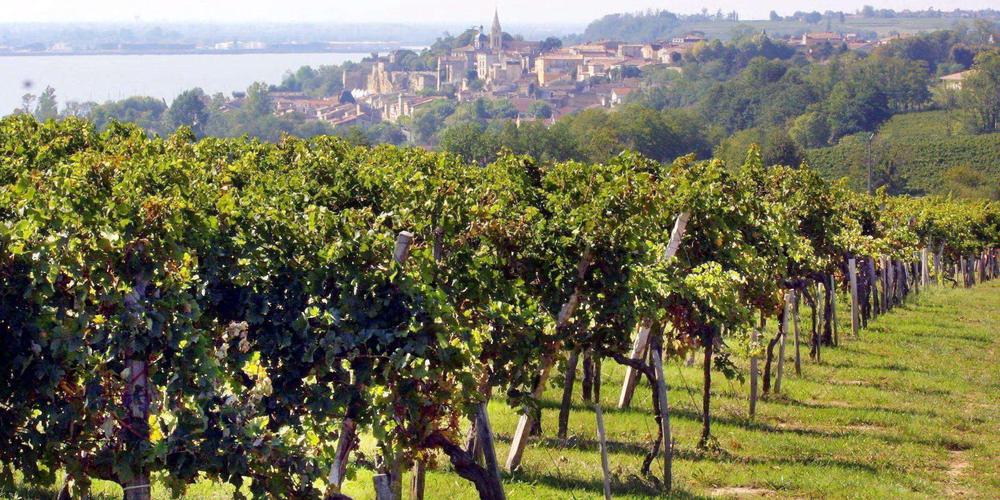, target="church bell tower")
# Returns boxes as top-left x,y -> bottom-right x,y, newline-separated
490,9 -> 503,52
